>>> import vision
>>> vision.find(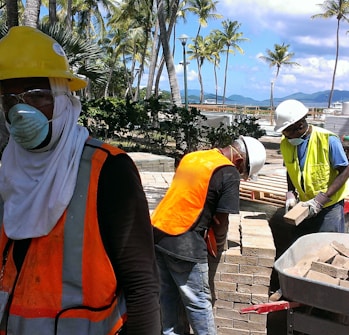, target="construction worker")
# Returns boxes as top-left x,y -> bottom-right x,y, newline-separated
0,26 -> 161,334
151,136 -> 266,335
274,99 -> 349,238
